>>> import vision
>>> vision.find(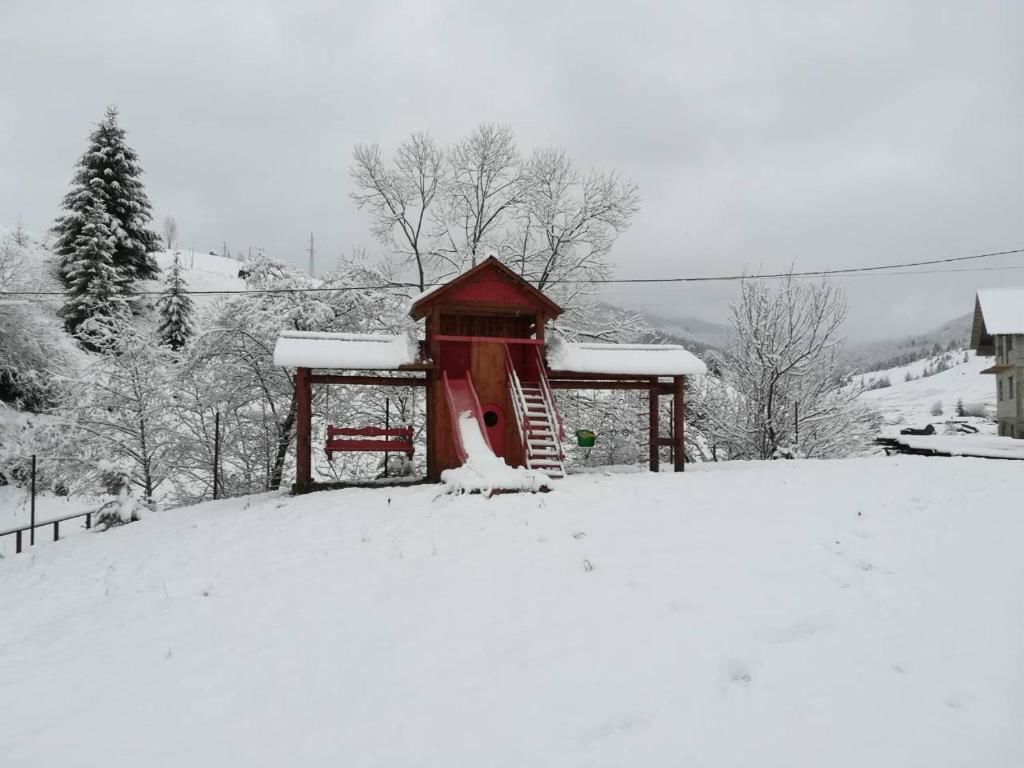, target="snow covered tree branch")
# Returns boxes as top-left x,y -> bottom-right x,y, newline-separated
707,276 -> 878,460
